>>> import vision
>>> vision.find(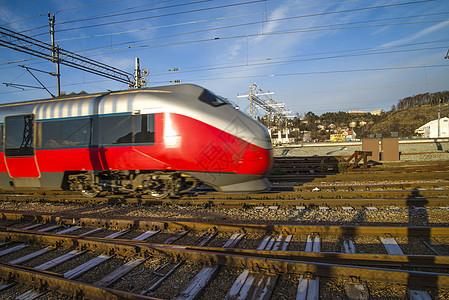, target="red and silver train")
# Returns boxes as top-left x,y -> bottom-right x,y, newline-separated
0,84 -> 273,197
